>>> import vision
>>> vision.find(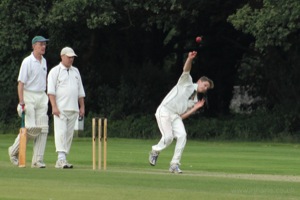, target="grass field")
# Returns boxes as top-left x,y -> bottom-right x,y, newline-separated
1,134 -> 300,200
